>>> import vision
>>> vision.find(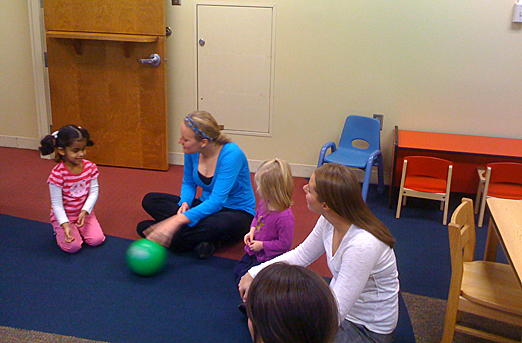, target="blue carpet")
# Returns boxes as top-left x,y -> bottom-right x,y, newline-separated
0,213 -> 415,342
0,214 -> 251,342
